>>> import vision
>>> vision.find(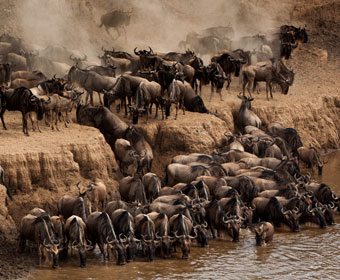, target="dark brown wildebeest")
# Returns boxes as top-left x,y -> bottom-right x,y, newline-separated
86,211 -> 127,264
119,176 -> 147,205
147,212 -> 173,259
169,213 -> 196,259
134,214 -> 159,262
76,104 -> 129,150
64,215 -> 91,267
103,74 -> 148,116
0,87 -> 46,136
252,196 -> 301,232
19,214 -> 60,268
109,209 -> 137,262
